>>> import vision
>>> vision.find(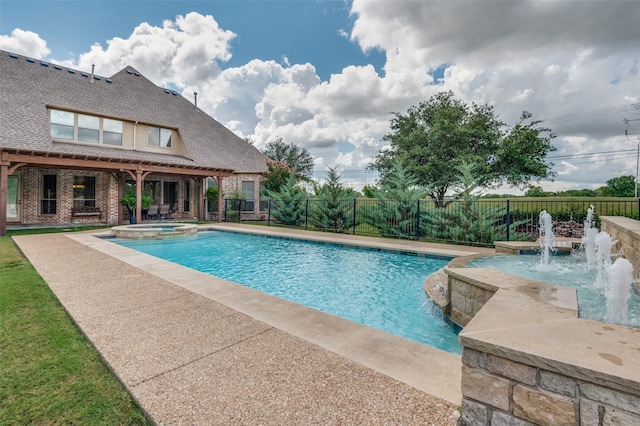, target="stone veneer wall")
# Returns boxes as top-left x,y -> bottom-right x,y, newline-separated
601,216 -> 640,283
460,346 -> 640,425
455,300 -> 640,425
444,219 -> 640,425
447,267 -> 498,327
